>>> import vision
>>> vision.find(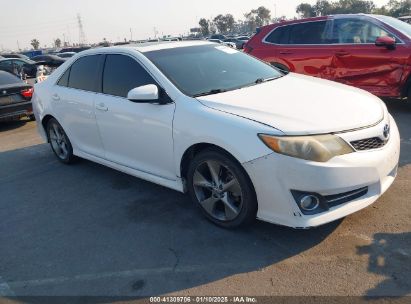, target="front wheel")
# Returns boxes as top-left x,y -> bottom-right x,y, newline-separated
187,148 -> 257,228
47,118 -> 76,164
